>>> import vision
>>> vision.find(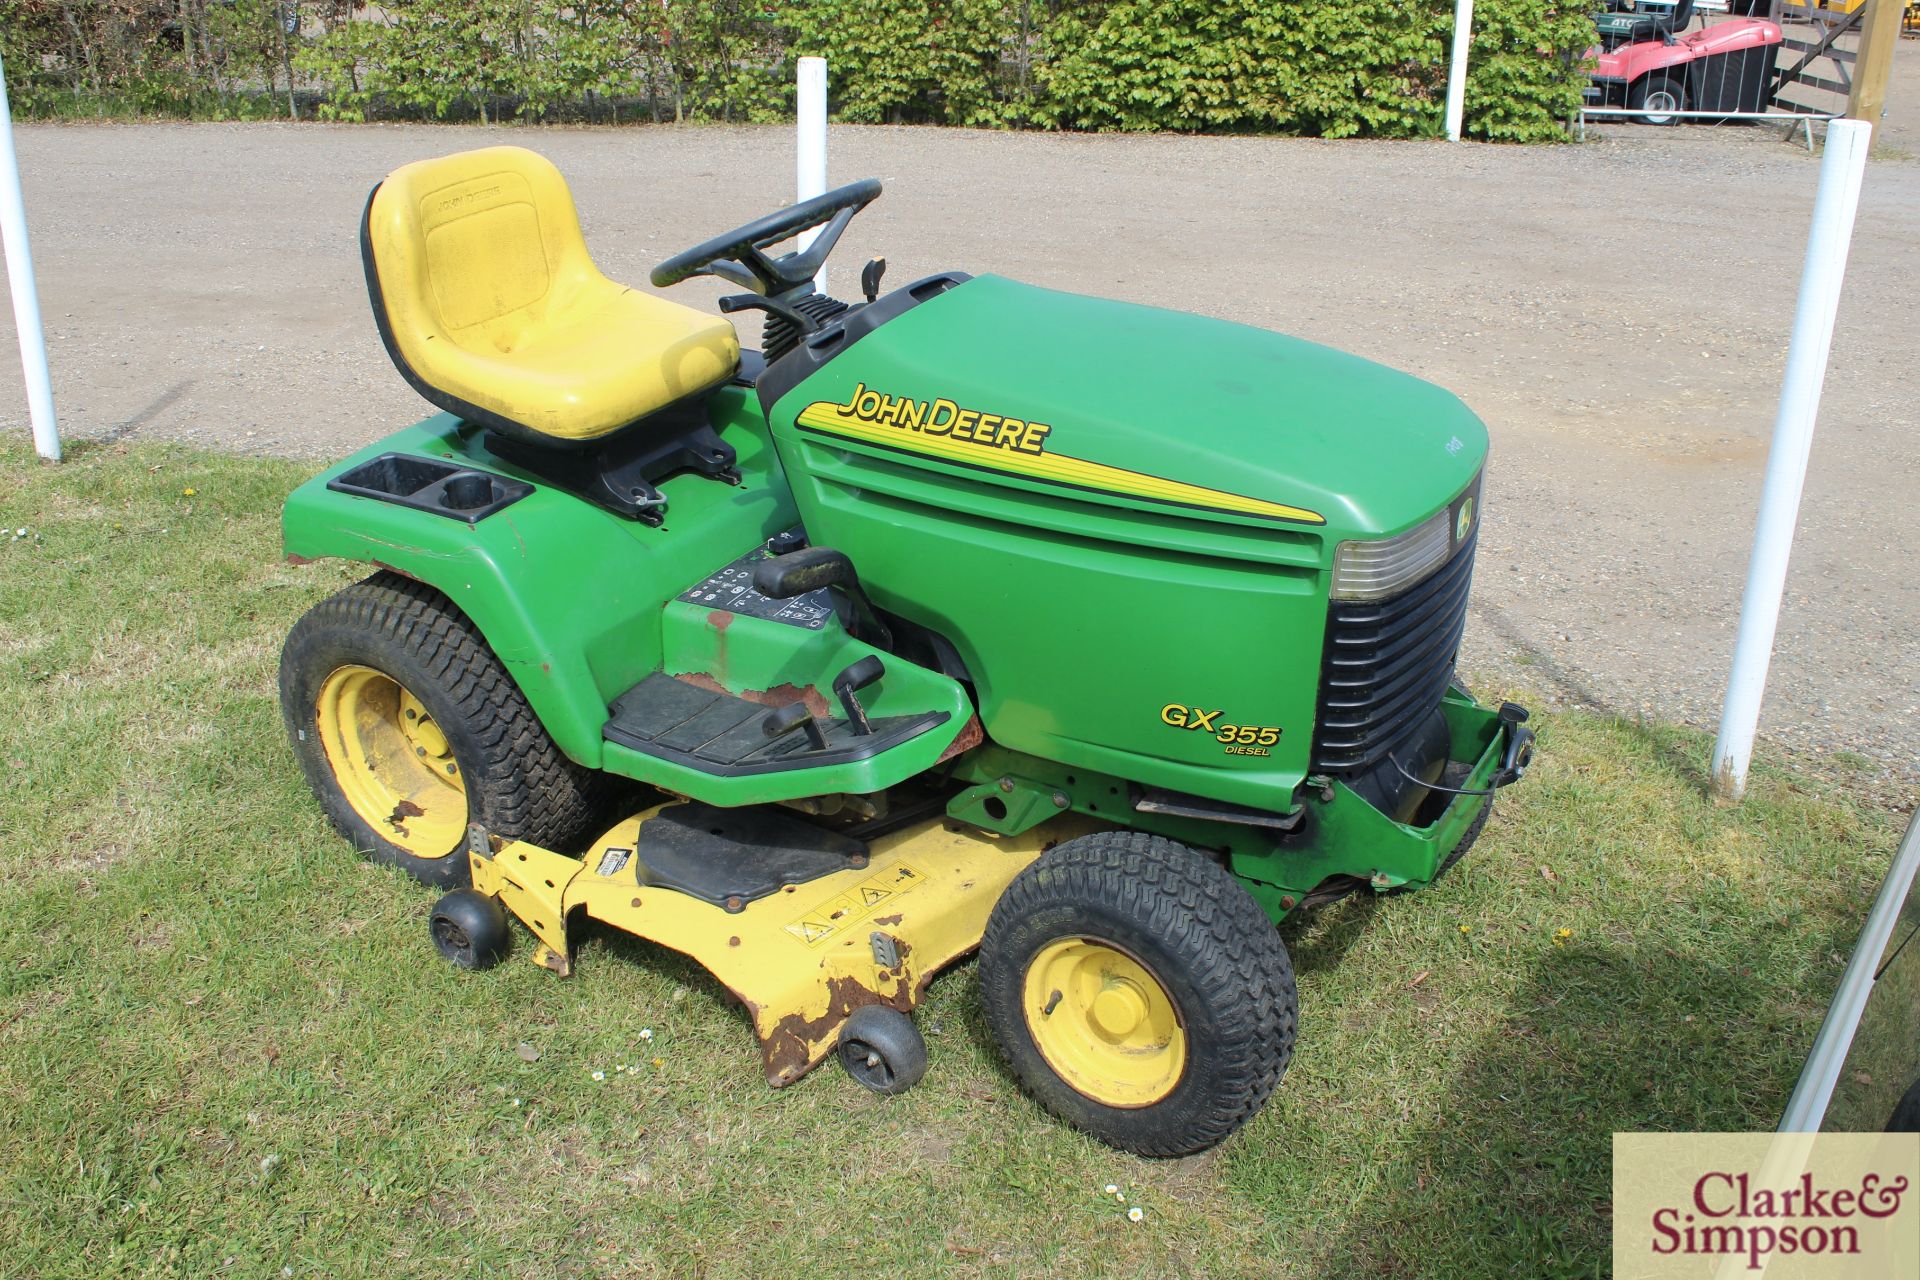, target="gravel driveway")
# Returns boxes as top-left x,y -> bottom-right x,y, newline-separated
3,64 -> 1916,801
